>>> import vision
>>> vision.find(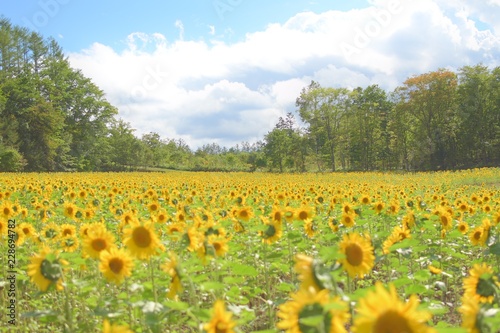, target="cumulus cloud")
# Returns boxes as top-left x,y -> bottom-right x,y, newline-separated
68,0 -> 500,149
